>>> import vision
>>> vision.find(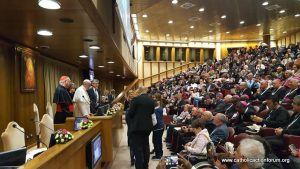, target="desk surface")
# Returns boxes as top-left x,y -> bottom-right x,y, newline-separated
21,121 -> 102,169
